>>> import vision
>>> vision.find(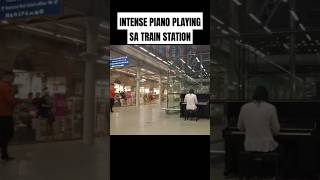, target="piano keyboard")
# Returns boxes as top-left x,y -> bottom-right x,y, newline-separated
230,131 -> 311,136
